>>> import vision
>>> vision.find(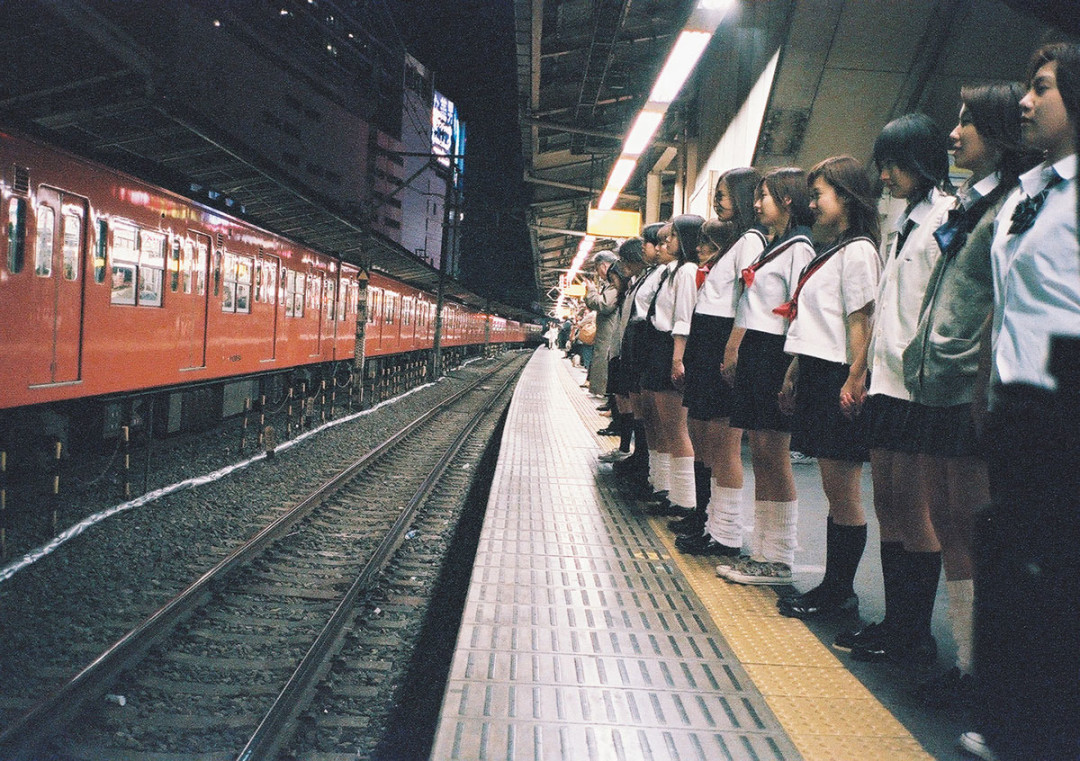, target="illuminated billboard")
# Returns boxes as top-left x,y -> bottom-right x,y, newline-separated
432,91 -> 456,169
